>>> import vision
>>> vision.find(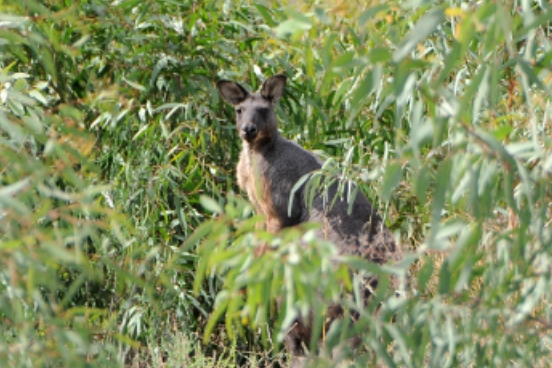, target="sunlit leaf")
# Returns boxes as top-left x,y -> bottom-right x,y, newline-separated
392,8 -> 446,63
